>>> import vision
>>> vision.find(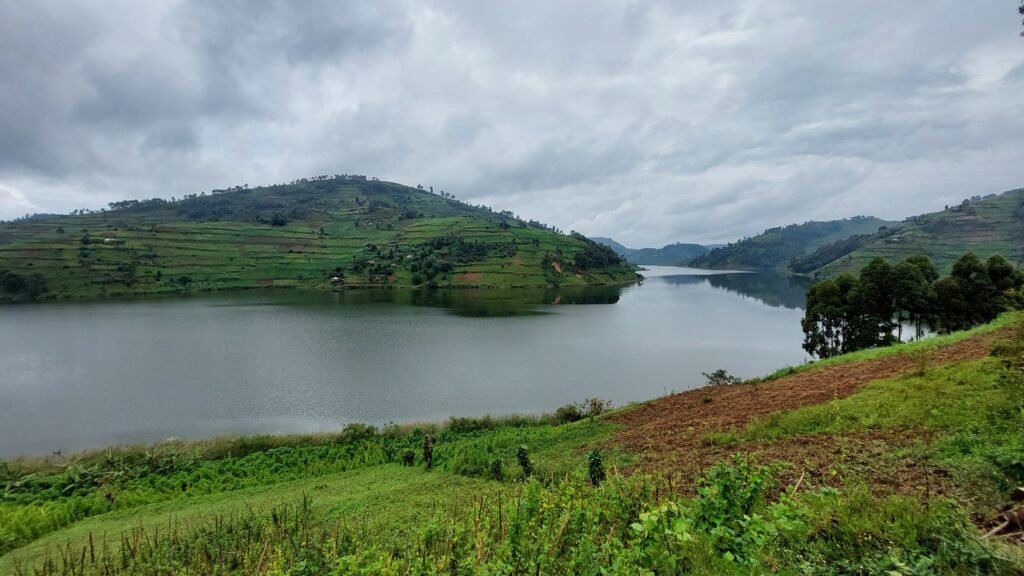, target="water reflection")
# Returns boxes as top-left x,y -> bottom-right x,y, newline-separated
650,270 -> 810,310
201,269 -> 801,316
